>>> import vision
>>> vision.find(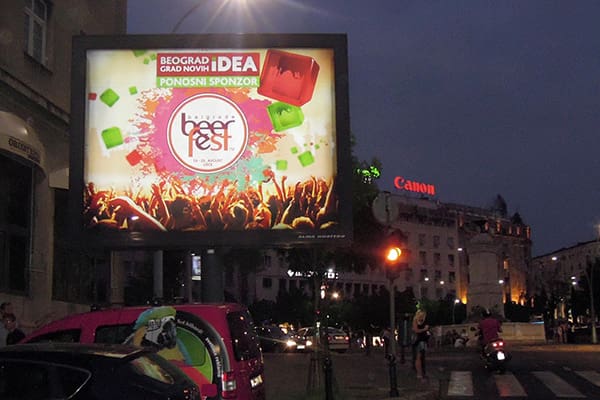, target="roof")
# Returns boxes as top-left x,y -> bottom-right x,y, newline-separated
0,342 -> 148,360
